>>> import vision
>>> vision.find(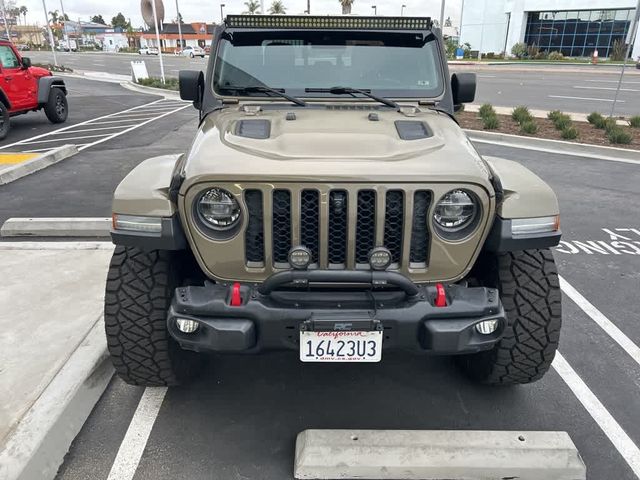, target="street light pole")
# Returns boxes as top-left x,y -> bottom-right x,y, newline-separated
59,0 -> 70,52
371,5 -> 377,16
401,4 -> 406,16
0,0 -> 12,42
151,0 -> 166,83
220,4 -> 225,23
439,0 -> 446,32
42,0 -> 58,66
175,0 -> 183,52
260,0 -> 264,14
610,0 -> 640,117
